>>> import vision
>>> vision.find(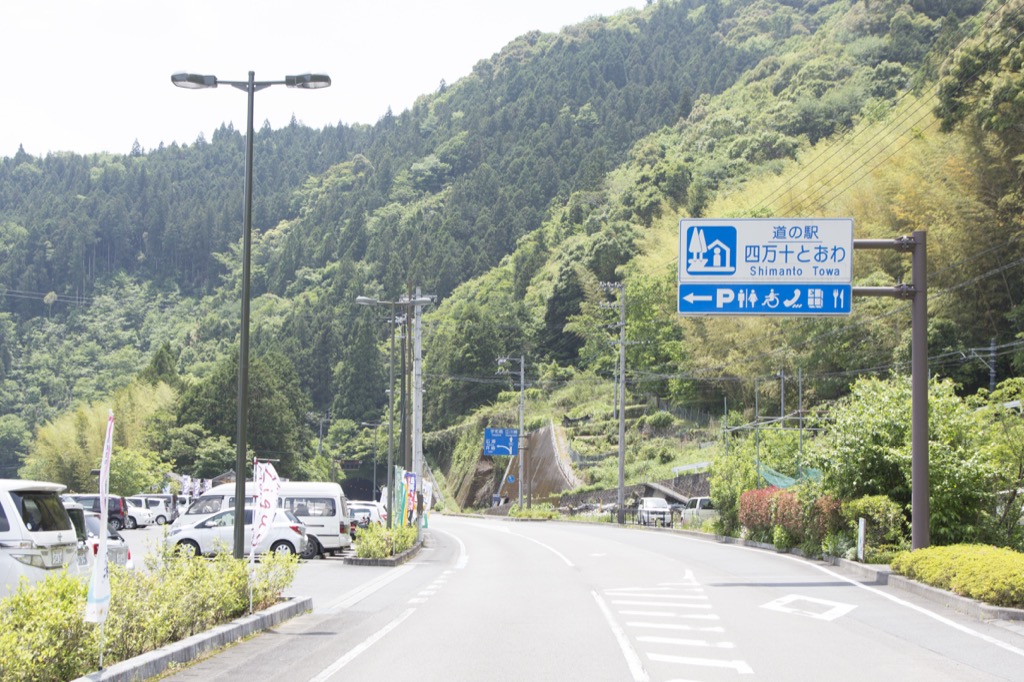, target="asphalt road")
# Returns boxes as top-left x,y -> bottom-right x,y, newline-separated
126,516 -> 1024,681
